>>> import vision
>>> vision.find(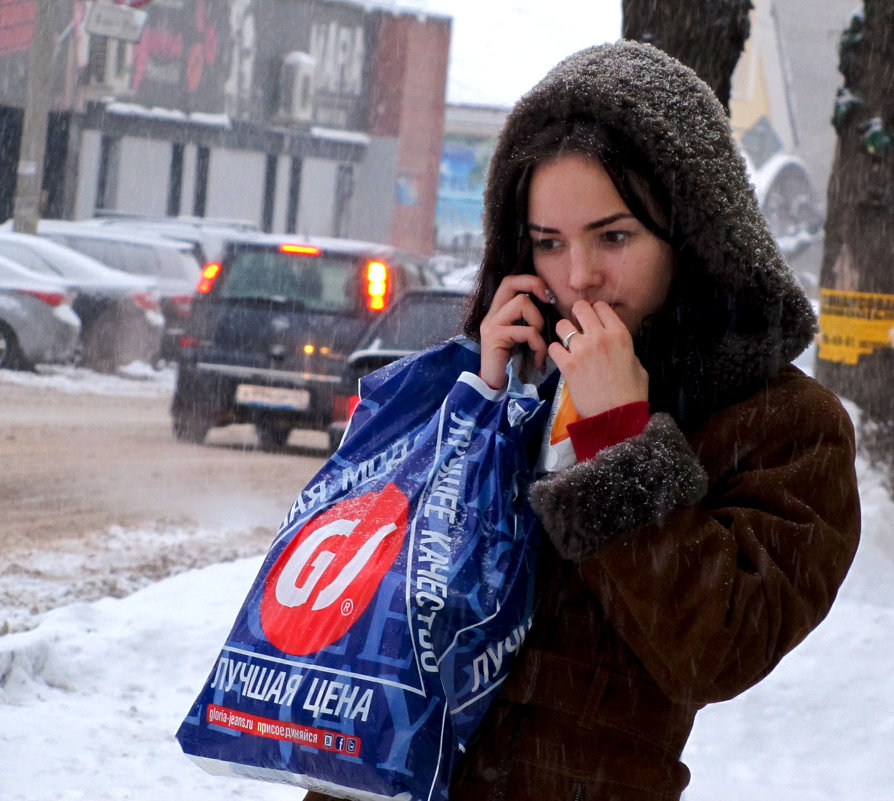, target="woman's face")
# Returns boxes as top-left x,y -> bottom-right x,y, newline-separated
527,153 -> 674,335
